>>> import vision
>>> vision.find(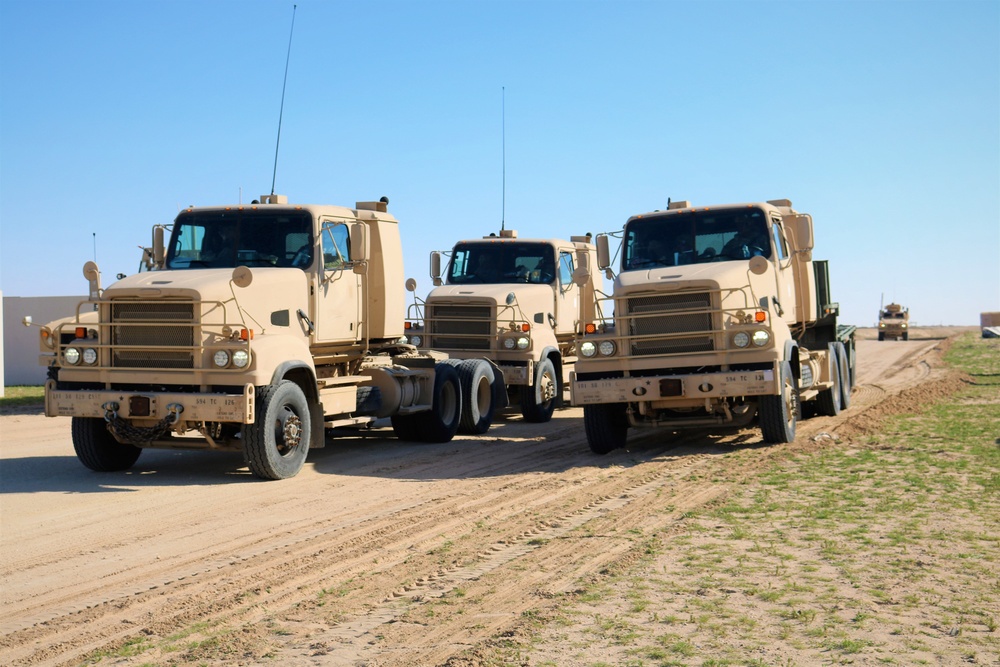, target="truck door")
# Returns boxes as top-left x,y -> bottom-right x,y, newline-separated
315,218 -> 362,343
554,250 -> 579,335
769,217 -> 795,321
